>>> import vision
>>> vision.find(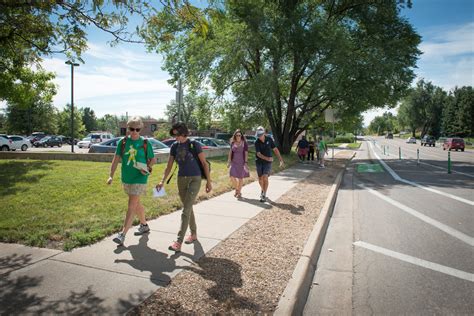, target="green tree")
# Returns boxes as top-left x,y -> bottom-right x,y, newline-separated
442,86 -> 474,137
142,0 -> 420,153
4,68 -> 57,134
97,114 -> 120,136
368,112 -> 397,135
57,104 -> 86,138
82,107 -> 98,132
1,0 -> 151,101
